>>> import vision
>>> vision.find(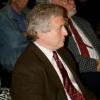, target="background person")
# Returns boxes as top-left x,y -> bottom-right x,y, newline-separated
0,0 -> 30,87
42,0 -> 100,99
